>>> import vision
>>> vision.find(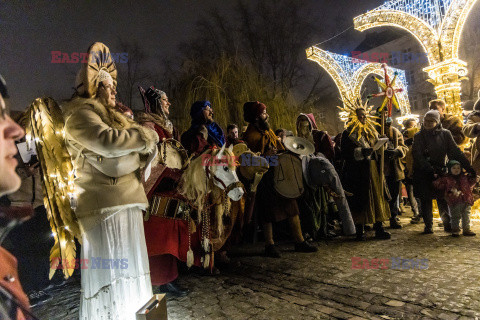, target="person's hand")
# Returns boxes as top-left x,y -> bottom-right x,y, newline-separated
362,147 -> 373,157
